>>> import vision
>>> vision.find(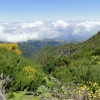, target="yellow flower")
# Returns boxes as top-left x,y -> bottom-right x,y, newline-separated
0,43 -> 22,54
61,86 -> 64,89
23,66 -> 36,79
